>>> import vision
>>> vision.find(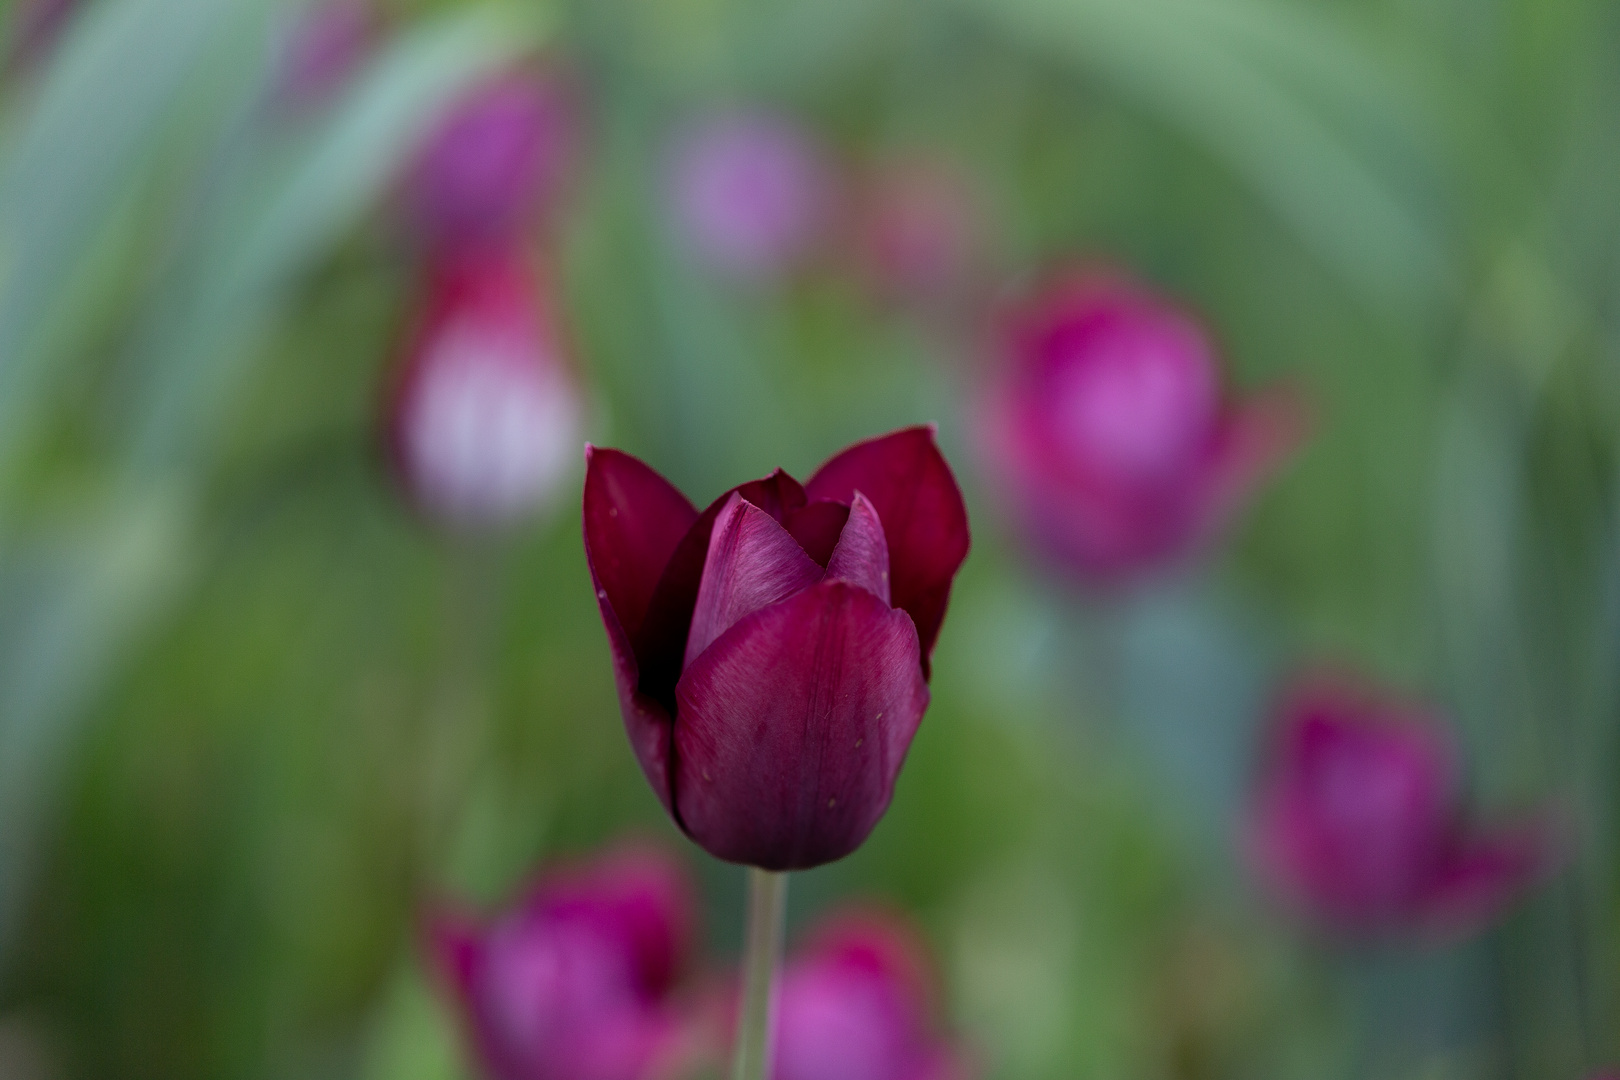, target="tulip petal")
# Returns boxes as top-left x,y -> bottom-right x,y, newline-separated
583,448 -> 699,812
1199,381 -> 1311,533
806,427 -> 969,672
583,447 -> 699,643
825,493 -> 890,604
785,499 -> 852,566
1418,822 -> 1554,938
673,581 -> 929,870
635,470 -> 809,707
685,493 -> 825,669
